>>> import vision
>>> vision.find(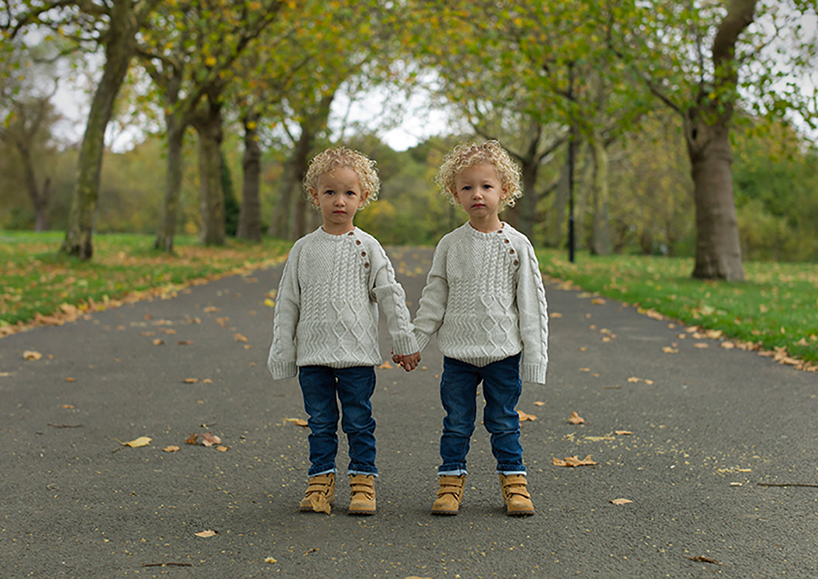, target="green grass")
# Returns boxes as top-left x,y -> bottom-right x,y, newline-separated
0,231 -> 291,328
537,249 -> 818,364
